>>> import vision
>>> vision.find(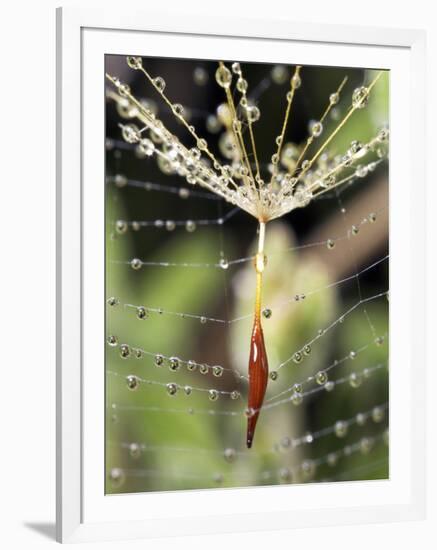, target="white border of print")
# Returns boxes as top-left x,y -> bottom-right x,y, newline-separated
56,7 -> 426,543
